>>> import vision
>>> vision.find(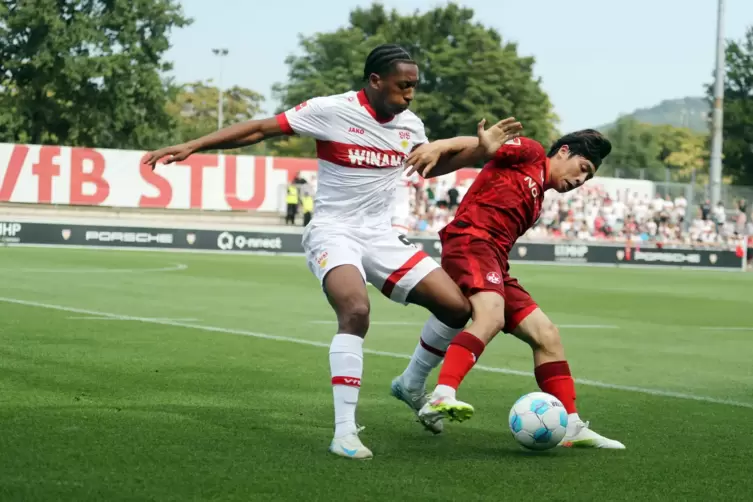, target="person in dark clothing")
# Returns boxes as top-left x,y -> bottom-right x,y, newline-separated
285,184 -> 299,225
447,186 -> 459,209
301,191 -> 314,226
701,199 -> 711,220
